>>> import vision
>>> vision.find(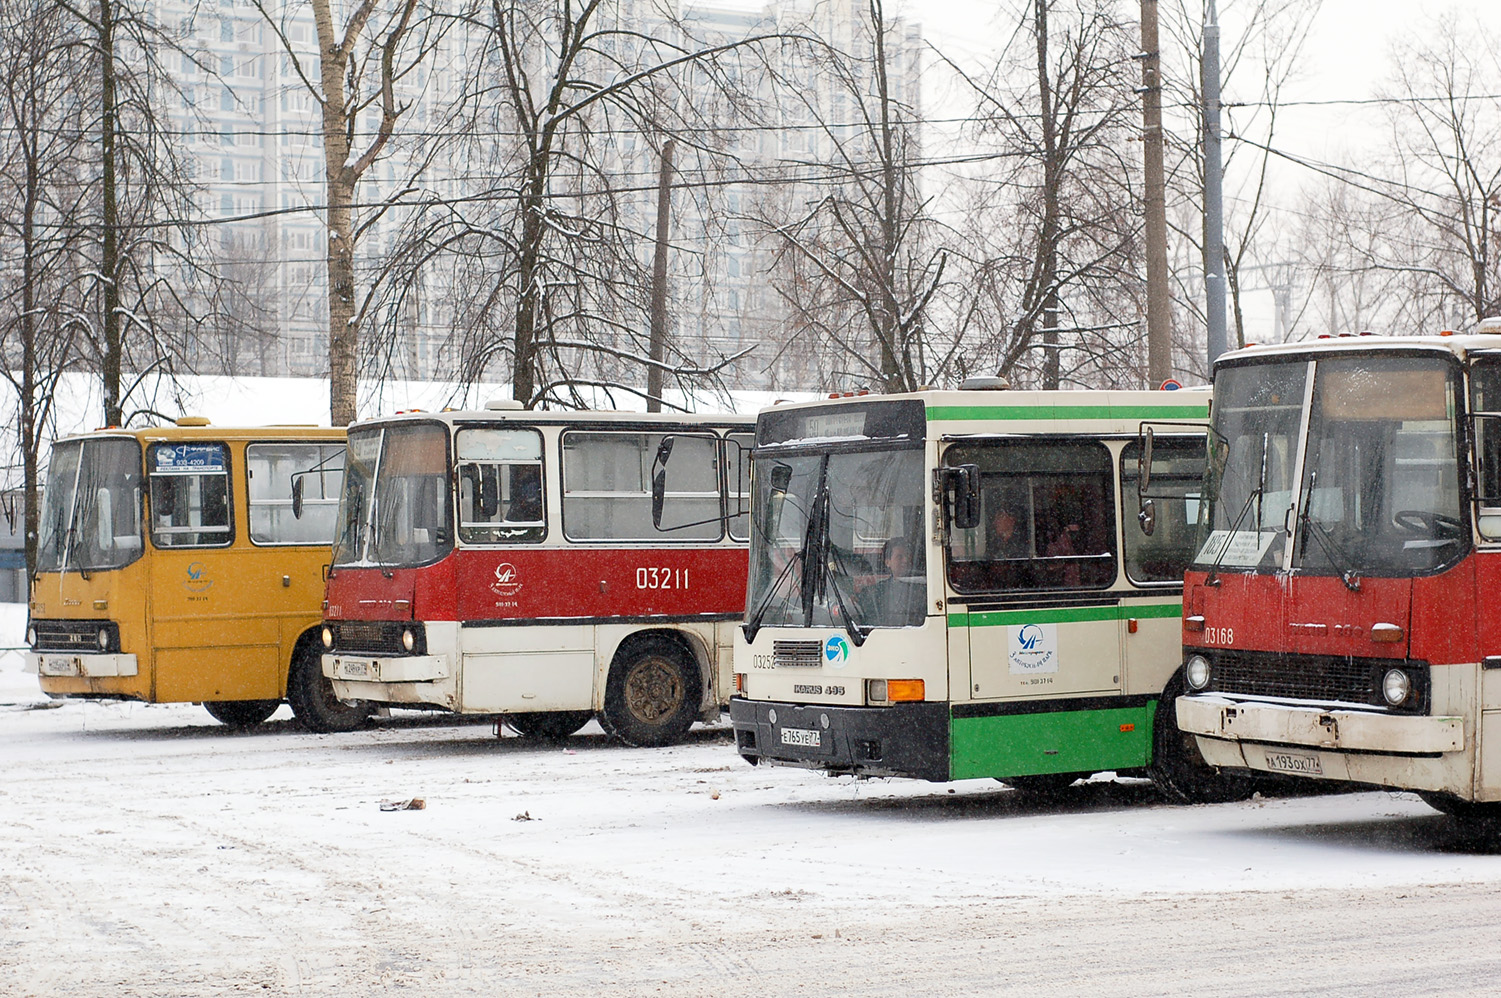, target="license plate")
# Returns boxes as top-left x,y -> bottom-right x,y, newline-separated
39,656 -> 80,677
336,659 -> 373,679
1264,750 -> 1322,775
780,727 -> 821,748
